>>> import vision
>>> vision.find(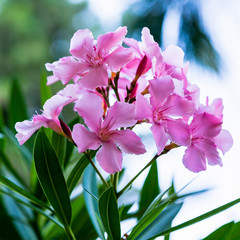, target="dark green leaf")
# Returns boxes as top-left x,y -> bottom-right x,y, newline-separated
140,202 -> 183,240
33,128 -> 72,226
9,78 -> 28,131
138,161 -> 160,219
98,186 -> 121,240
40,73 -> 52,106
228,222 -> 240,240
202,221 -> 234,240
0,175 -> 52,212
156,197 -> 240,237
67,154 -> 89,195
83,163 -> 105,240
51,131 -> 66,167
119,203 -> 134,221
